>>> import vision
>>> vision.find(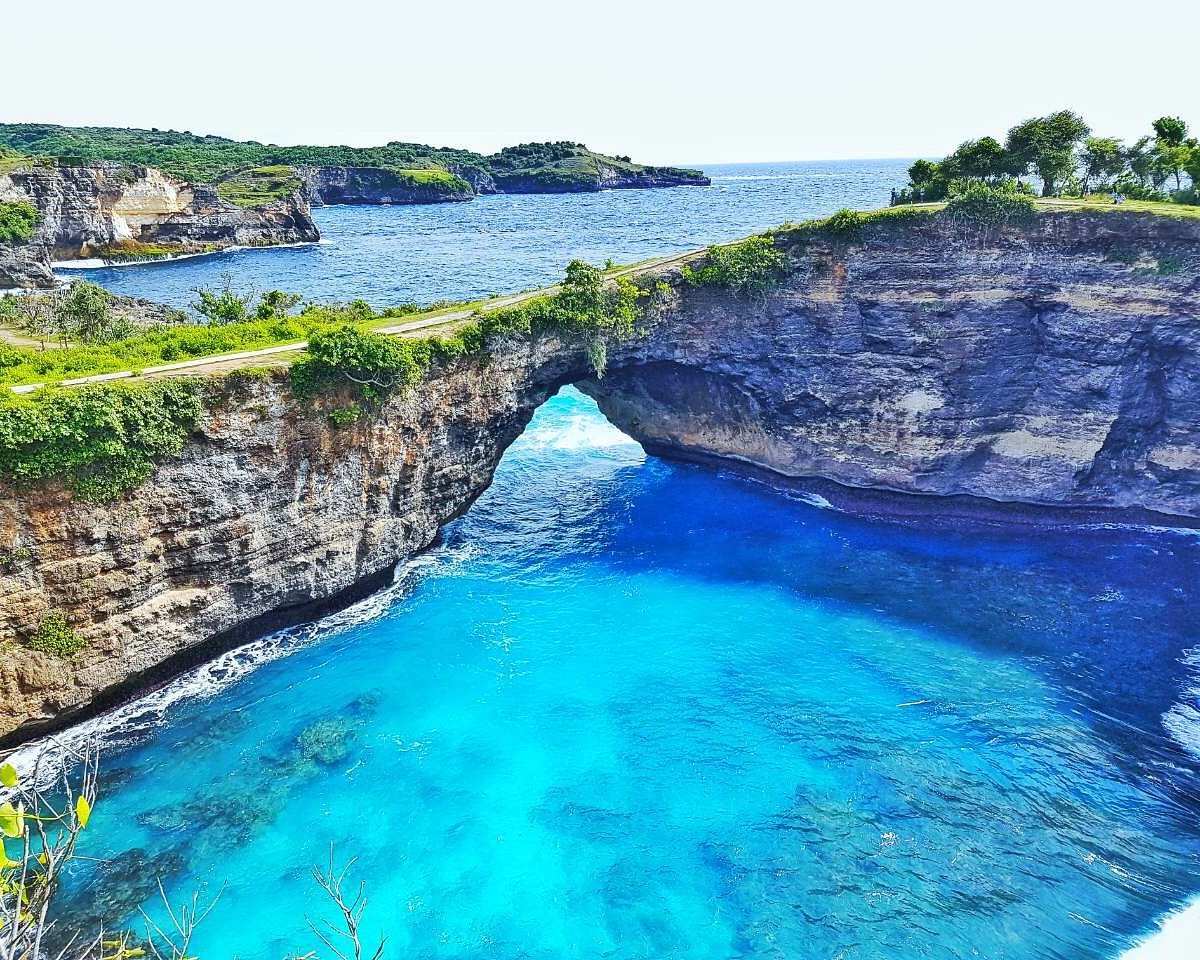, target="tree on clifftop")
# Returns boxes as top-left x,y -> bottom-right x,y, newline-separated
1152,116 -> 1192,190
1004,110 -> 1090,196
1078,136 -> 1125,195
